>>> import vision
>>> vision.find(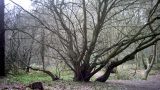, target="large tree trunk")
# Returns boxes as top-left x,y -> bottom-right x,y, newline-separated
73,72 -> 91,82
73,72 -> 86,81
73,64 -> 91,82
0,0 -> 5,77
